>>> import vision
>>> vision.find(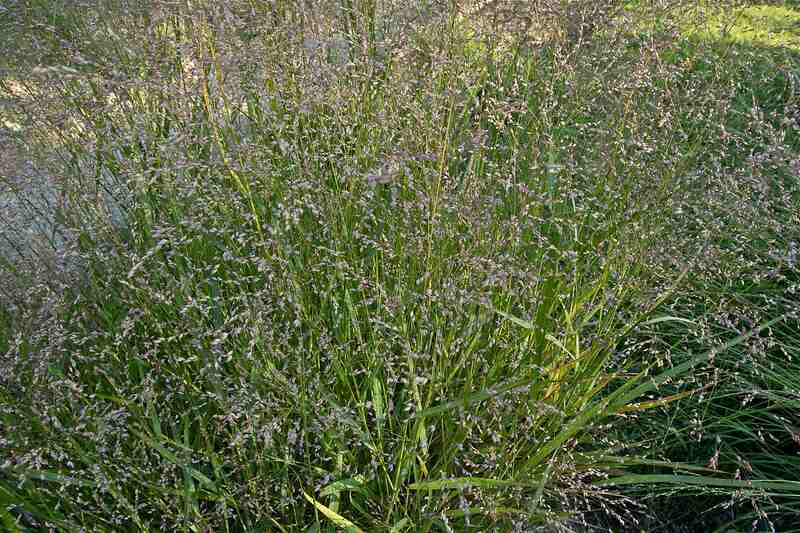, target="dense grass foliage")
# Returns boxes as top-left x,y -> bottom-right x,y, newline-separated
1,1 -> 799,531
